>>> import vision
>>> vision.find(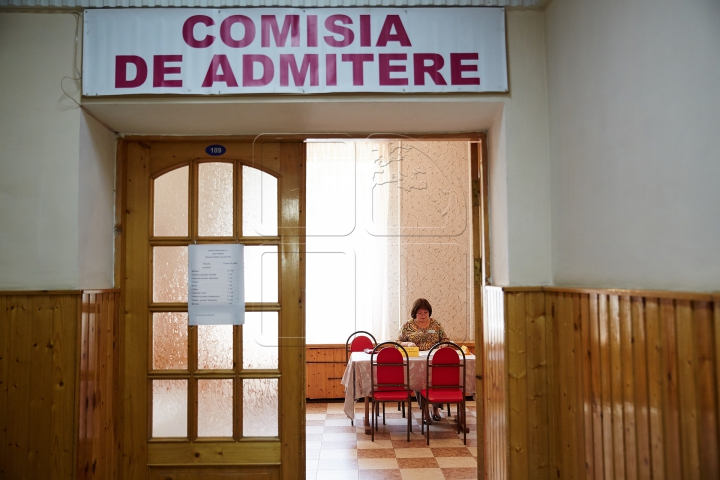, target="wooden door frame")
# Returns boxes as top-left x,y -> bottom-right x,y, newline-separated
114,133 -> 488,479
